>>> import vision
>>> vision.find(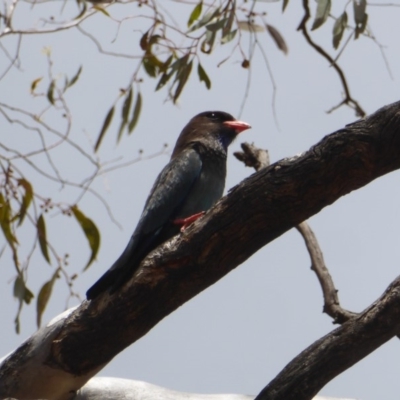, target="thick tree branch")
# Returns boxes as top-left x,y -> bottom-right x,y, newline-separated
2,101 -> 400,399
